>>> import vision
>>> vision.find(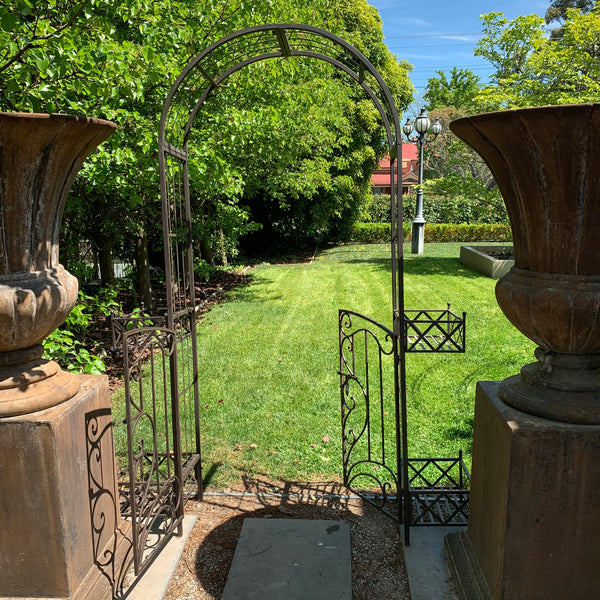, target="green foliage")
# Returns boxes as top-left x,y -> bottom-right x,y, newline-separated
347,222 -> 511,243
545,0 -> 596,38
0,0 -> 414,278
42,287 -> 120,374
403,194 -> 507,225
361,194 -> 391,223
424,223 -> 512,242
475,8 -> 600,108
424,68 -> 482,111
